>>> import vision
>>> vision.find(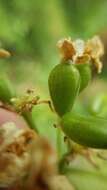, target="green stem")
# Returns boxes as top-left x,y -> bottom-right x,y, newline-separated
22,111 -> 38,132
57,127 -> 63,160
